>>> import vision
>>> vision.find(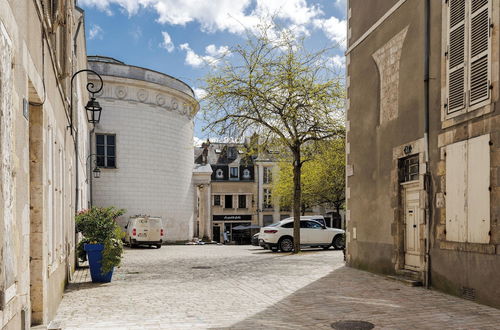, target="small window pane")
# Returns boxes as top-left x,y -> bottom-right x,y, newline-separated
107,157 -> 116,168
106,135 -> 115,146
96,156 -> 105,167
214,195 -> 221,206
107,146 -> 116,157
96,146 -> 105,156
96,134 -> 104,144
